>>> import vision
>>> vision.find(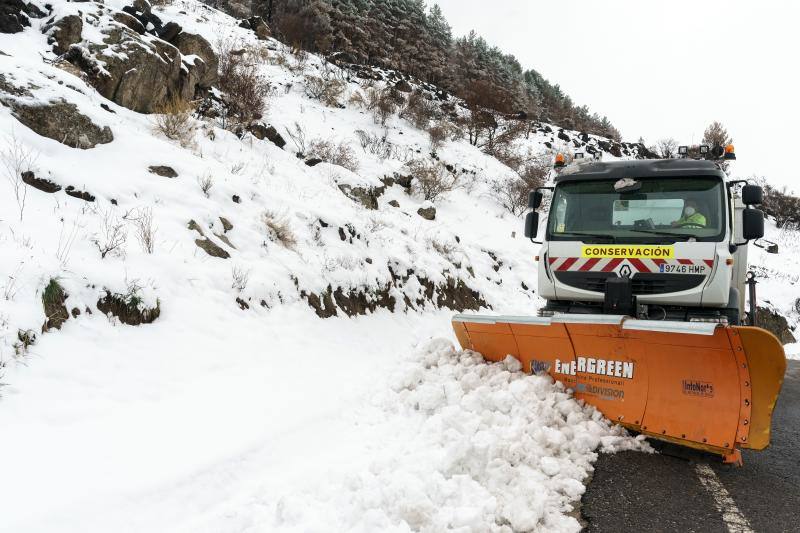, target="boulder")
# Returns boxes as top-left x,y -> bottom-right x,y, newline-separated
338,184 -> 385,210
195,238 -> 230,259
248,123 -> 285,148
45,15 -> 83,55
112,12 -> 146,35
388,200 -> 400,208
9,99 -> 113,149
305,158 -> 323,167
22,171 -> 61,193
157,21 -> 182,43
172,32 -> 218,88
417,205 -> 436,221
148,165 -> 178,178
65,186 -> 96,202
756,307 -> 797,345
